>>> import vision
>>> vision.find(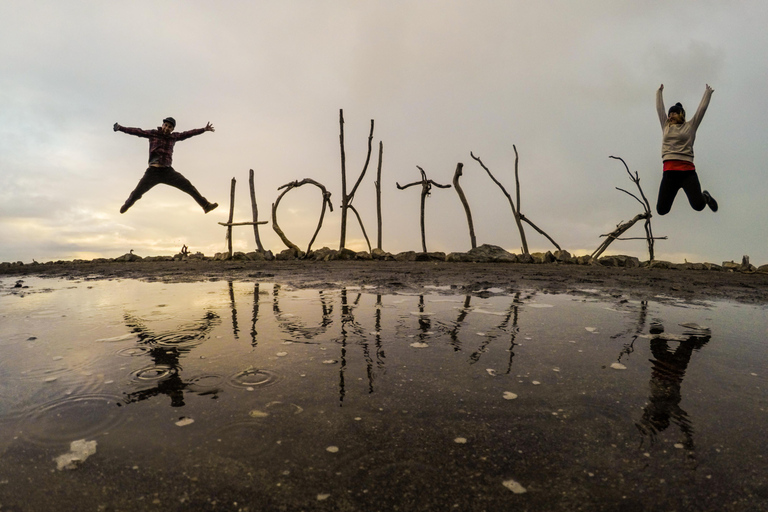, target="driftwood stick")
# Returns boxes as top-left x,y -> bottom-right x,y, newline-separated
249,169 -> 265,252
452,162 -> 477,249
339,110 -> 347,250
218,221 -> 268,227
470,151 -> 529,254
227,178 -> 236,258
348,205 -> 372,253
600,236 -> 668,241
519,215 -> 561,251
349,120 -> 374,201
591,212 -> 649,259
608,156 -> 657,260
375,141 -> 383,250
308,189 -> 333,254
